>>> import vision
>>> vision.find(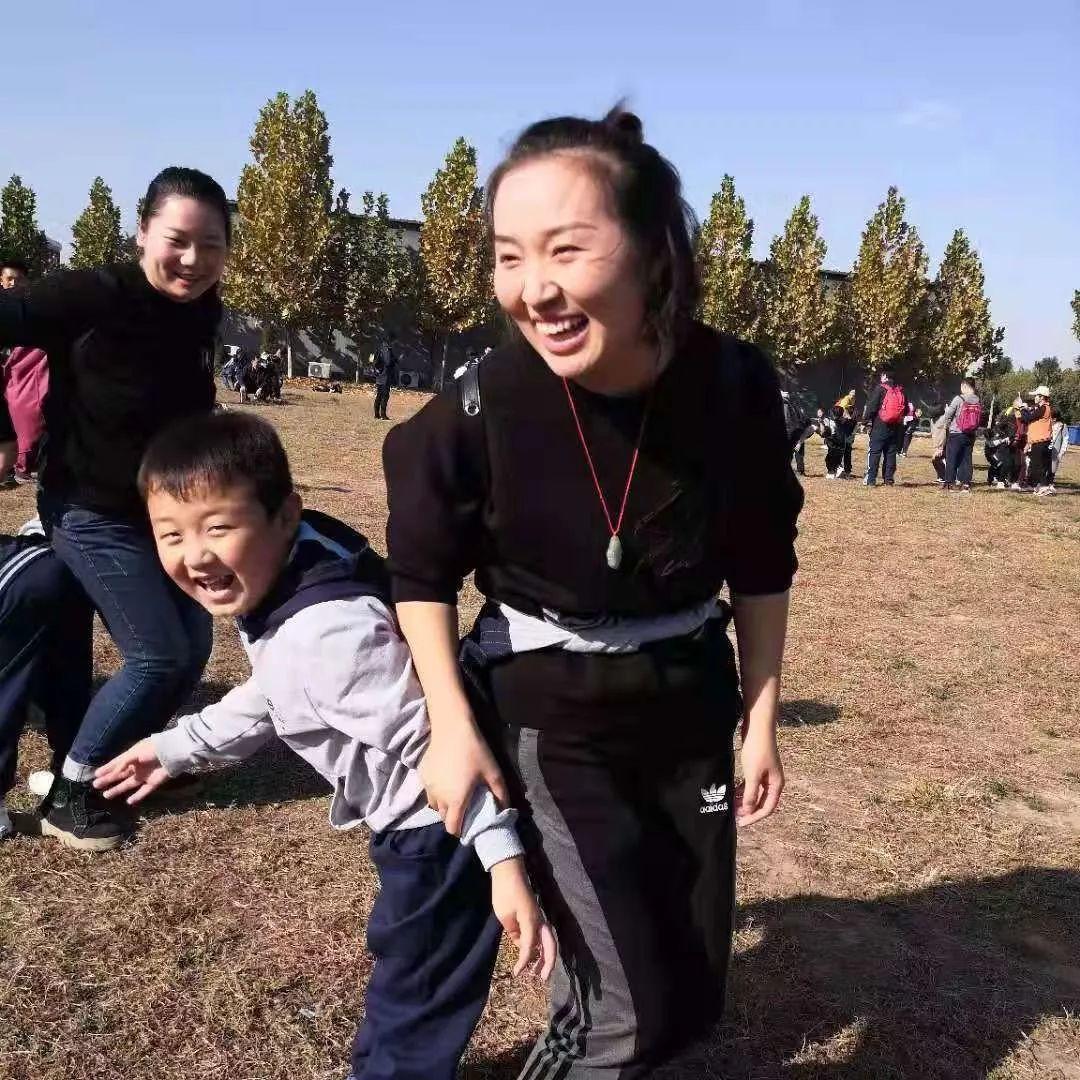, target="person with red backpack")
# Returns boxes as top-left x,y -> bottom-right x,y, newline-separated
941,379 -> 982,492
862,368 -> 907,486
